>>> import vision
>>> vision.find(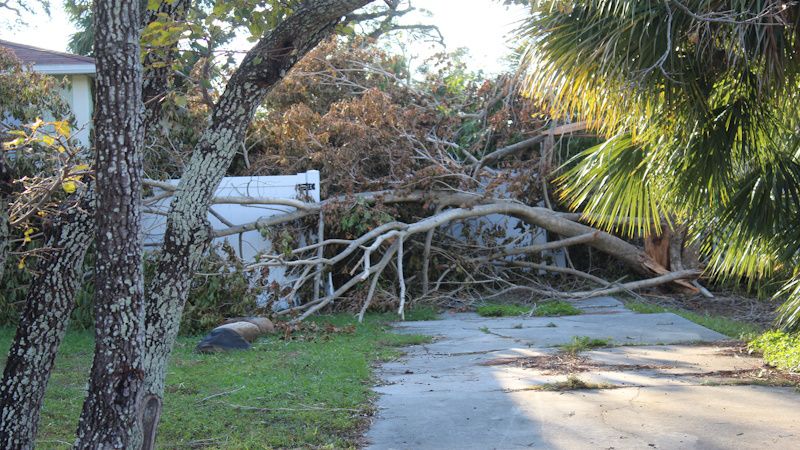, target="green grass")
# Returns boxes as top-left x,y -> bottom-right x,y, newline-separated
0,313 -> 431,449
560,336 -> 611,354
402,305 -> 440,321
532,300 -> 582,317
623,300 -> 762,339
749,330 -> 800,373
476,301 -> 581,318
476,303 -> 531,317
